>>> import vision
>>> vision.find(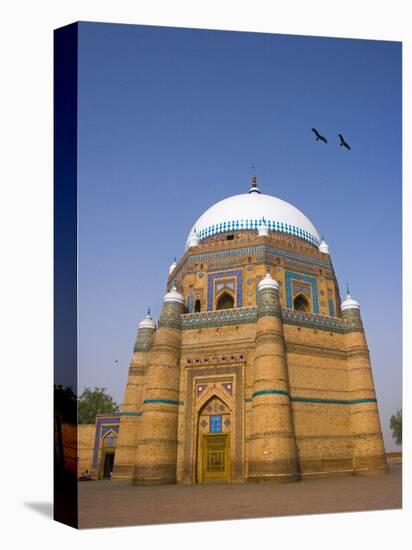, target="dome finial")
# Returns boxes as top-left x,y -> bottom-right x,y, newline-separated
346,282 -> 350,296
147,306 -> 151,316
249,166 -> 261,194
